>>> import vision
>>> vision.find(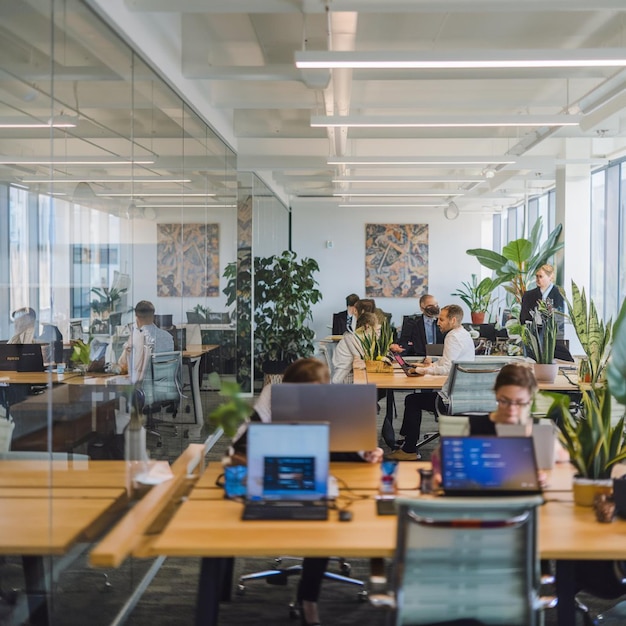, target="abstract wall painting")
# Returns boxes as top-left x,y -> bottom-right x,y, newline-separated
365,223 -> 428,298
157,223 -> 219,297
